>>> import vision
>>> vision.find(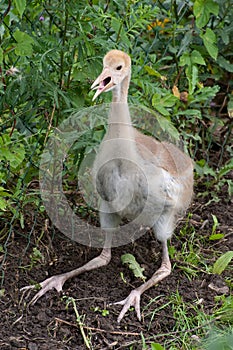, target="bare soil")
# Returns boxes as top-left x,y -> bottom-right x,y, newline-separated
0,175 -> 232,350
